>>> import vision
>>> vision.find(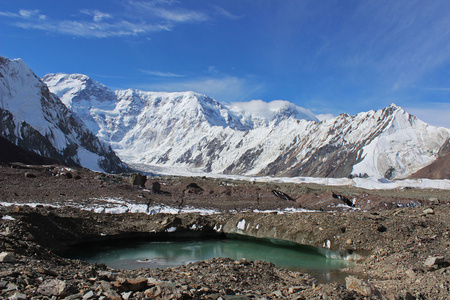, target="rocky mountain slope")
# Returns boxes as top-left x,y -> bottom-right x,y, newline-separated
42,72 -> 450,179
410,139 -> 450,179
0,57 -> 128,173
